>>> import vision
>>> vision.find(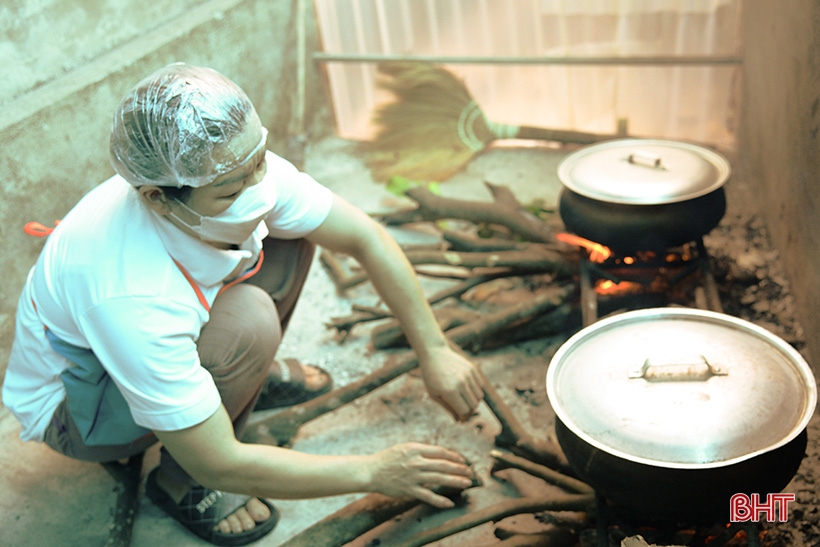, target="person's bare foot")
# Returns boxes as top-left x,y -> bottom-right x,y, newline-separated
301,364 -> 328,389
155,468 -> 271,534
